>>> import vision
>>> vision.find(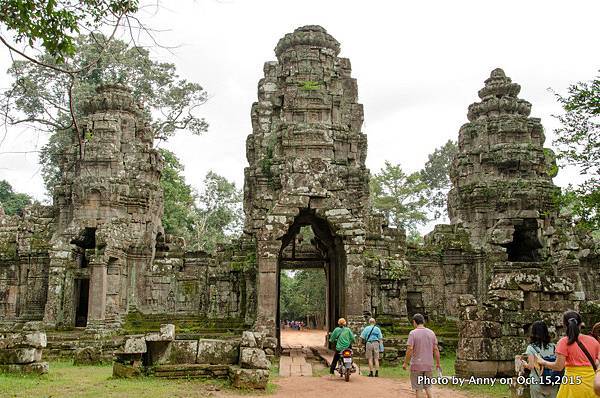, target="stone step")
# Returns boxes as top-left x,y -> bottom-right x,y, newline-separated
154,364 -> 230,379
